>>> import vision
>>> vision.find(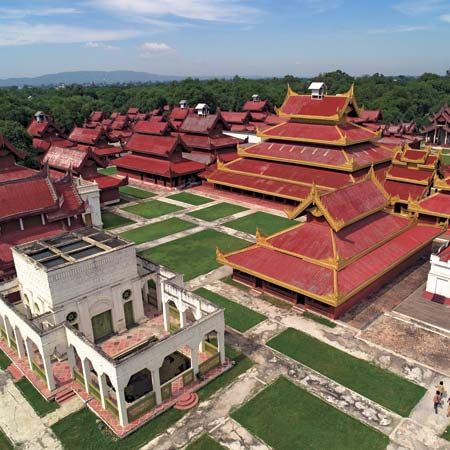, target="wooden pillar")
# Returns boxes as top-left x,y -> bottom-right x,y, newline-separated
66,345 -> 76,379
